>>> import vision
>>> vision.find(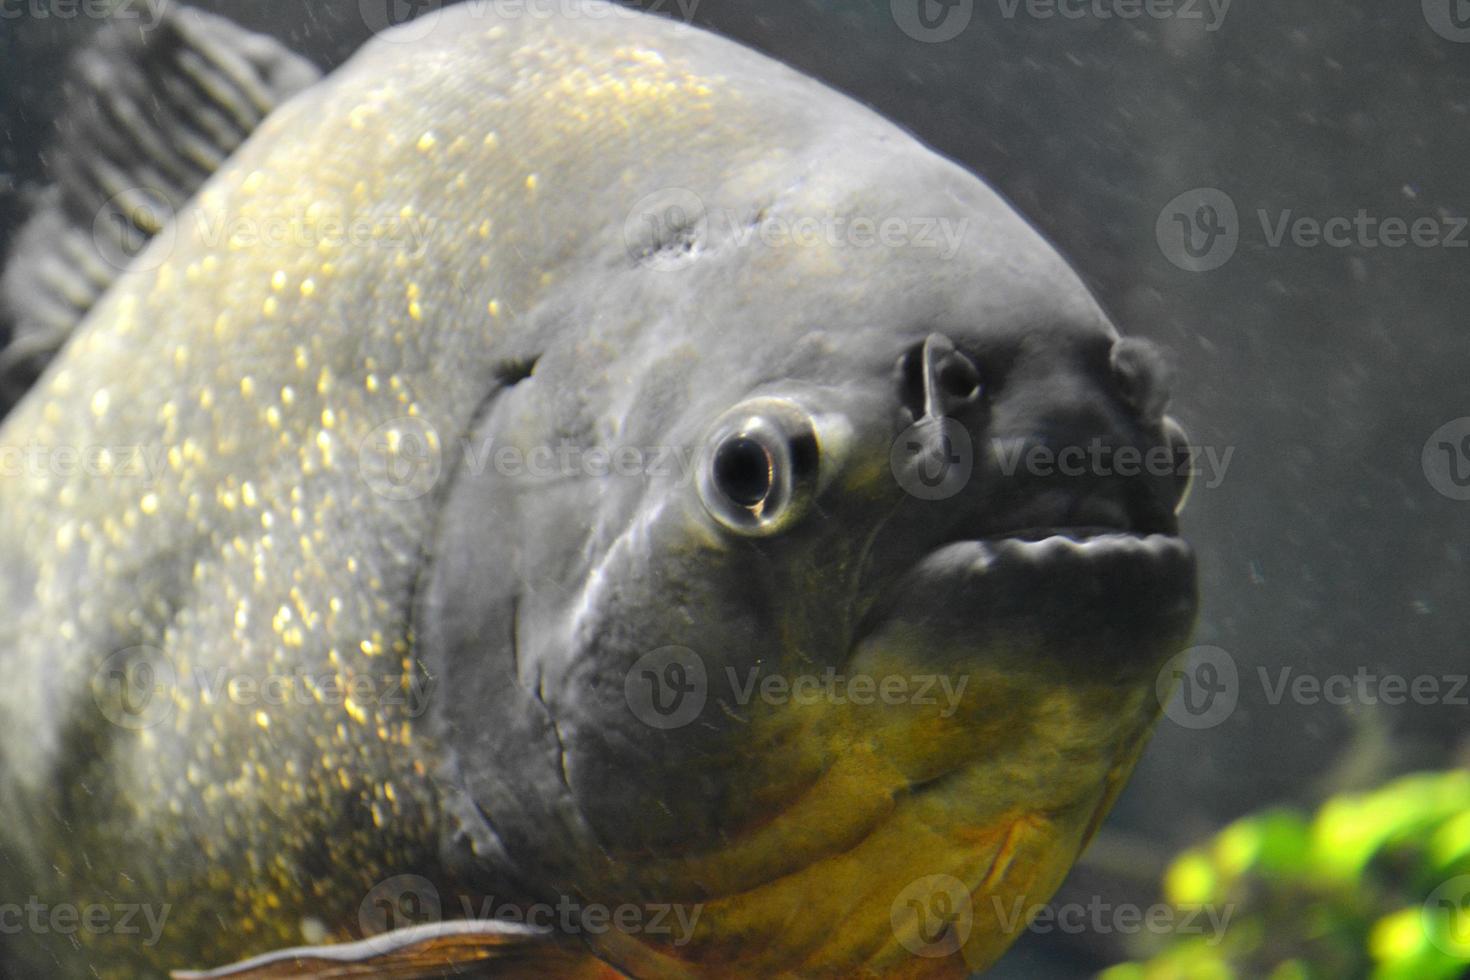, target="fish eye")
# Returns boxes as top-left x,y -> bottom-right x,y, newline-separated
699,399 -> 820,536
